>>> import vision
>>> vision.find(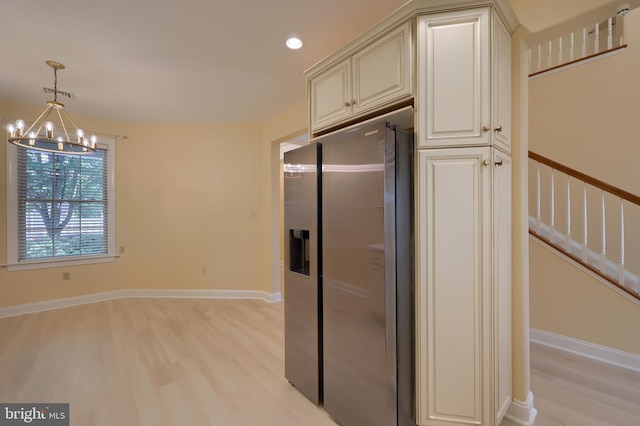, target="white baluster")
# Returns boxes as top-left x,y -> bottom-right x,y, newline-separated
536,162 -> 542,234
618,199 -> 626,285
548,40 -> 553,68
537,44 -> 542,72
558,36 -> 563,65
582,182 -> 589,262
608,18 -> 613,50
550,170 -> 556,243
570,32 -> 575,62
595,22 -> 600,54
566,176 -> 572,252
600,190 -> 607,273
582,28 -> 588,58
